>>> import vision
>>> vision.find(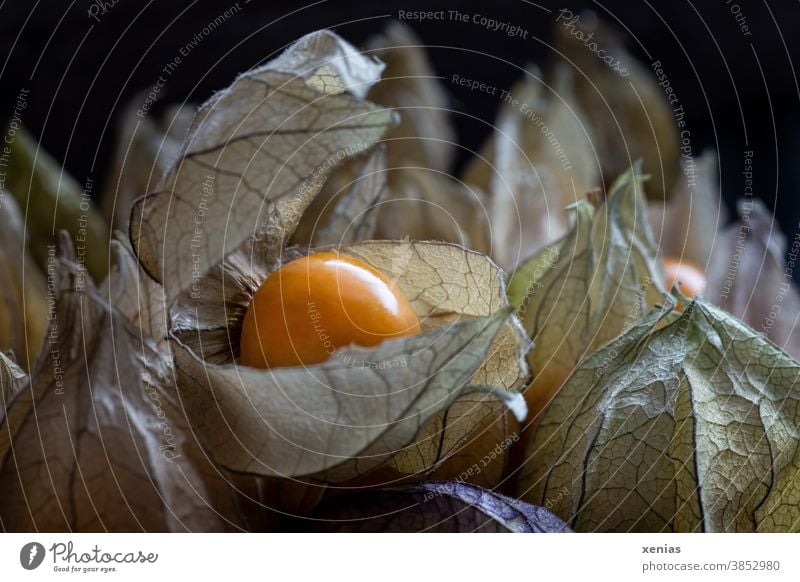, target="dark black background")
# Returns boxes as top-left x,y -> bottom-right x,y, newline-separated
1,0 -> 798,242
